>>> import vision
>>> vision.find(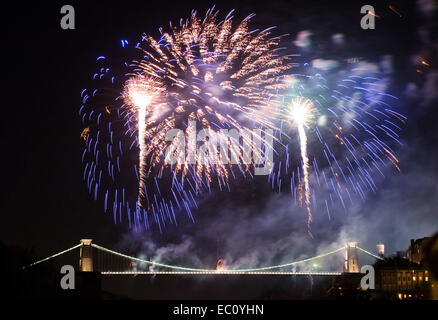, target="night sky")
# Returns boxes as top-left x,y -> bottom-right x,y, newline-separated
3,0 -> 438,271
